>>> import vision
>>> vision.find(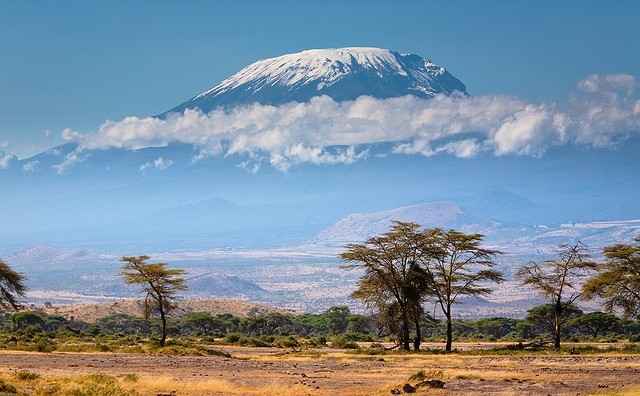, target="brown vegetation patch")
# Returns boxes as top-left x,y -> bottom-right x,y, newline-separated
40,298 -> 288,323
